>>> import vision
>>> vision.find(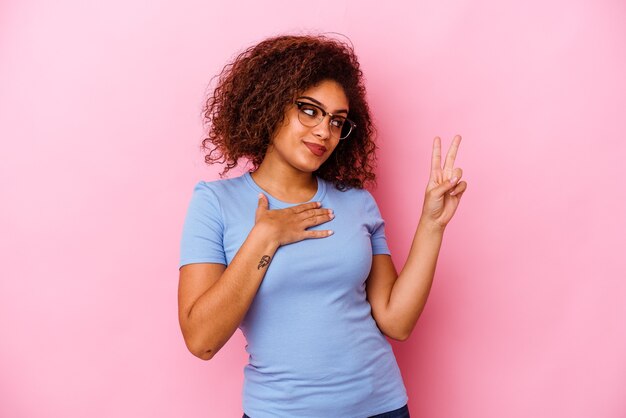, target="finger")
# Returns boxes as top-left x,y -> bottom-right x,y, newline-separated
292,201 -> 322,214
451,167 -> 463,182
449,181 -> 467,196
443,135 -> 462,179
302,211 -> 334,228
431,175 -> 459,198
301,208 -> 333,219
257,193 -> 268,211
304,229 -> 334,239
430,136 -> 442,174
